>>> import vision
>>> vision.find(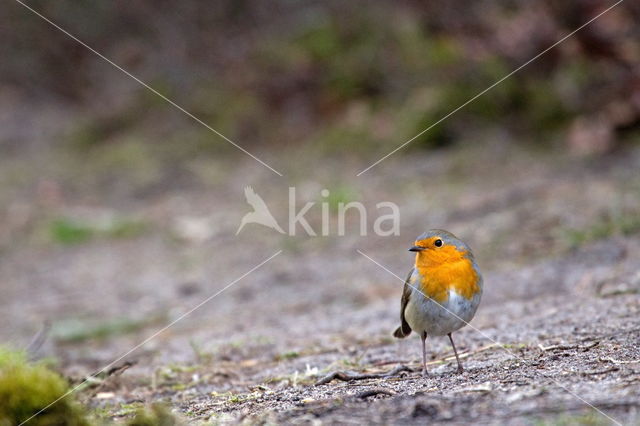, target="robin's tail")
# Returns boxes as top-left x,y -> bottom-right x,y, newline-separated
393,325 -> 410,338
